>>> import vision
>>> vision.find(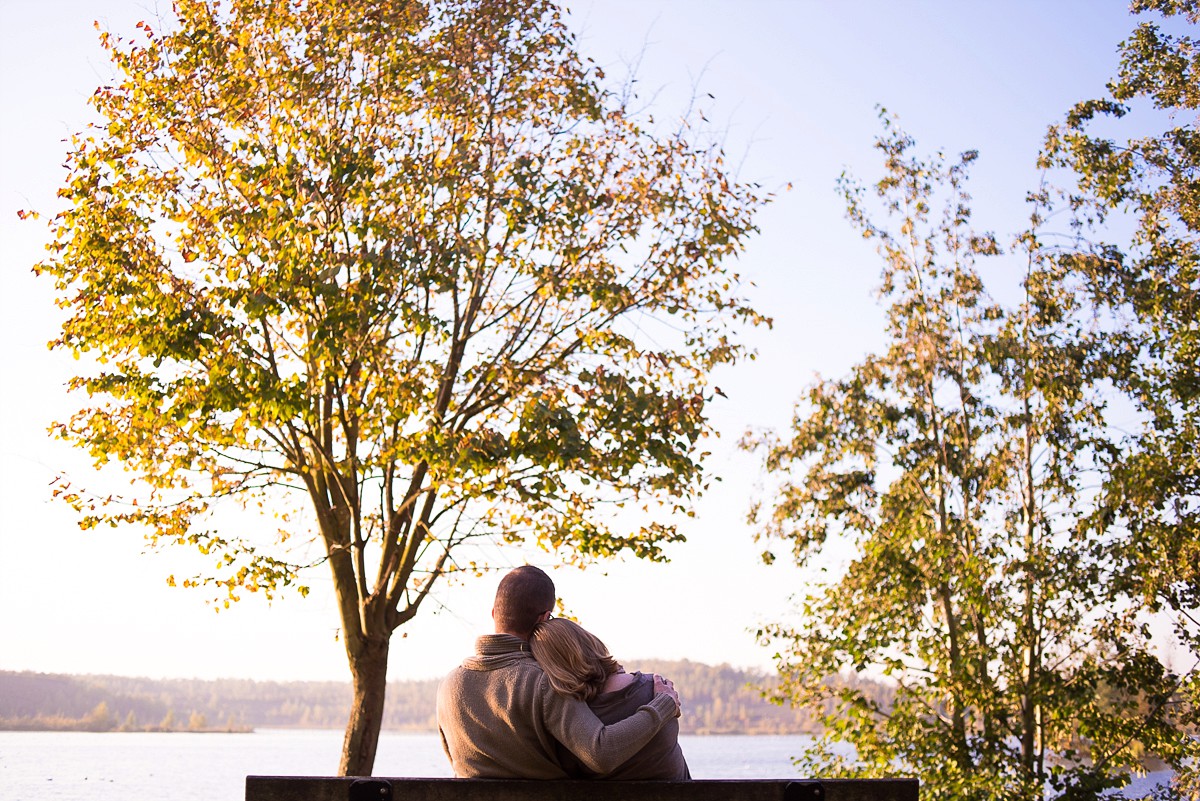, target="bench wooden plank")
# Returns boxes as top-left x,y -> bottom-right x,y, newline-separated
246,776 -> 919,801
